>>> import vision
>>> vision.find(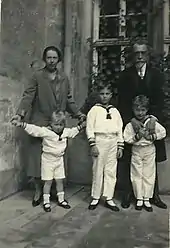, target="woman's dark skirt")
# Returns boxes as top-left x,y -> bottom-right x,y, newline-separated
27,136 -> 42,178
